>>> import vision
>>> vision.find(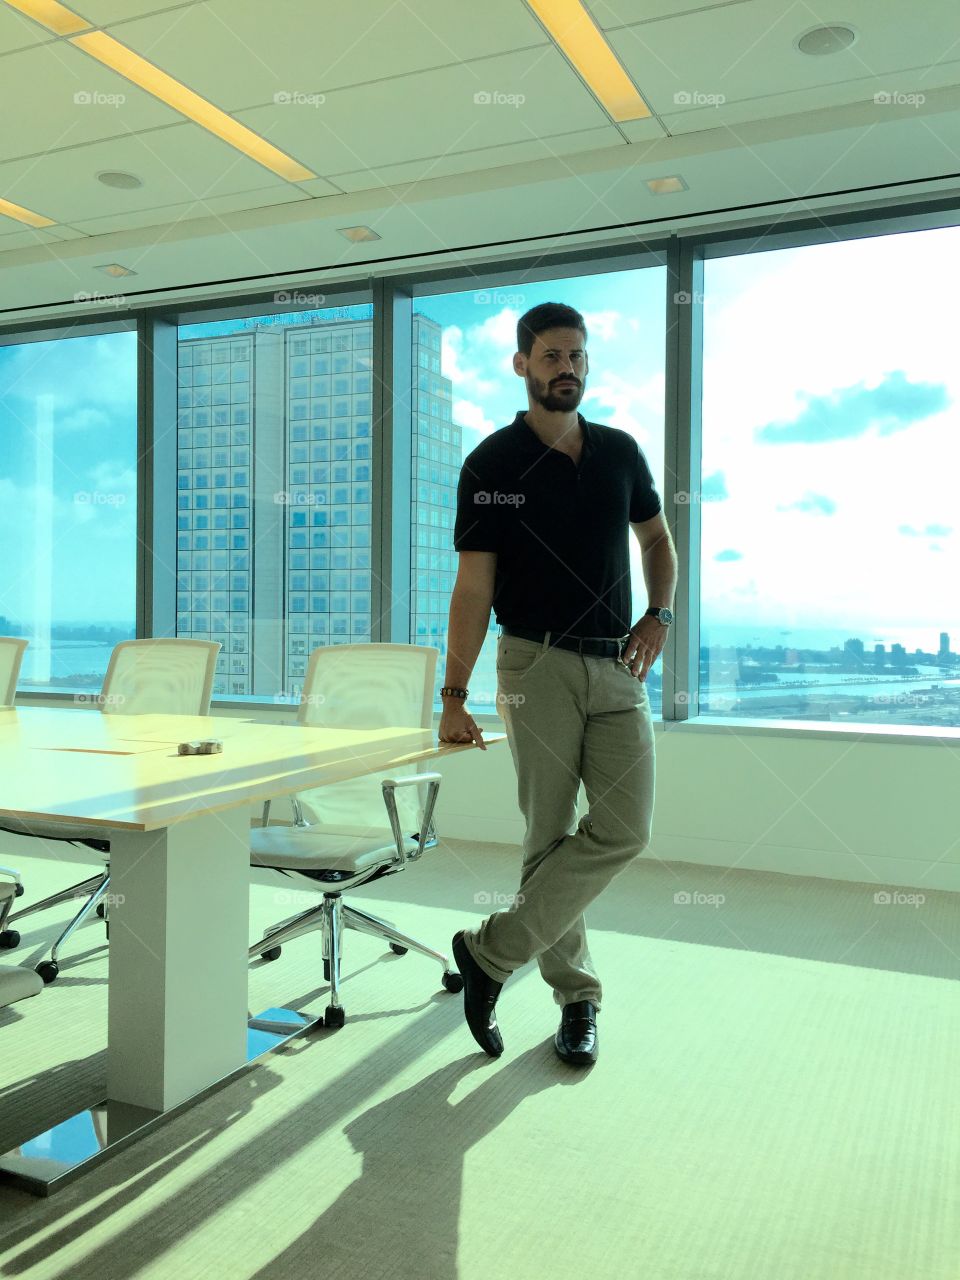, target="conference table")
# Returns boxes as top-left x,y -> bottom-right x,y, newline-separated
0,706 -> 503,1196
